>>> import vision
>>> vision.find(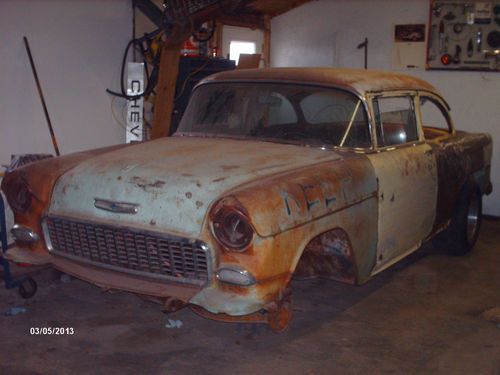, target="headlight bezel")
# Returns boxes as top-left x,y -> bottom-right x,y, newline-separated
211,199 -> 255,252
4,175 -> 33,213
